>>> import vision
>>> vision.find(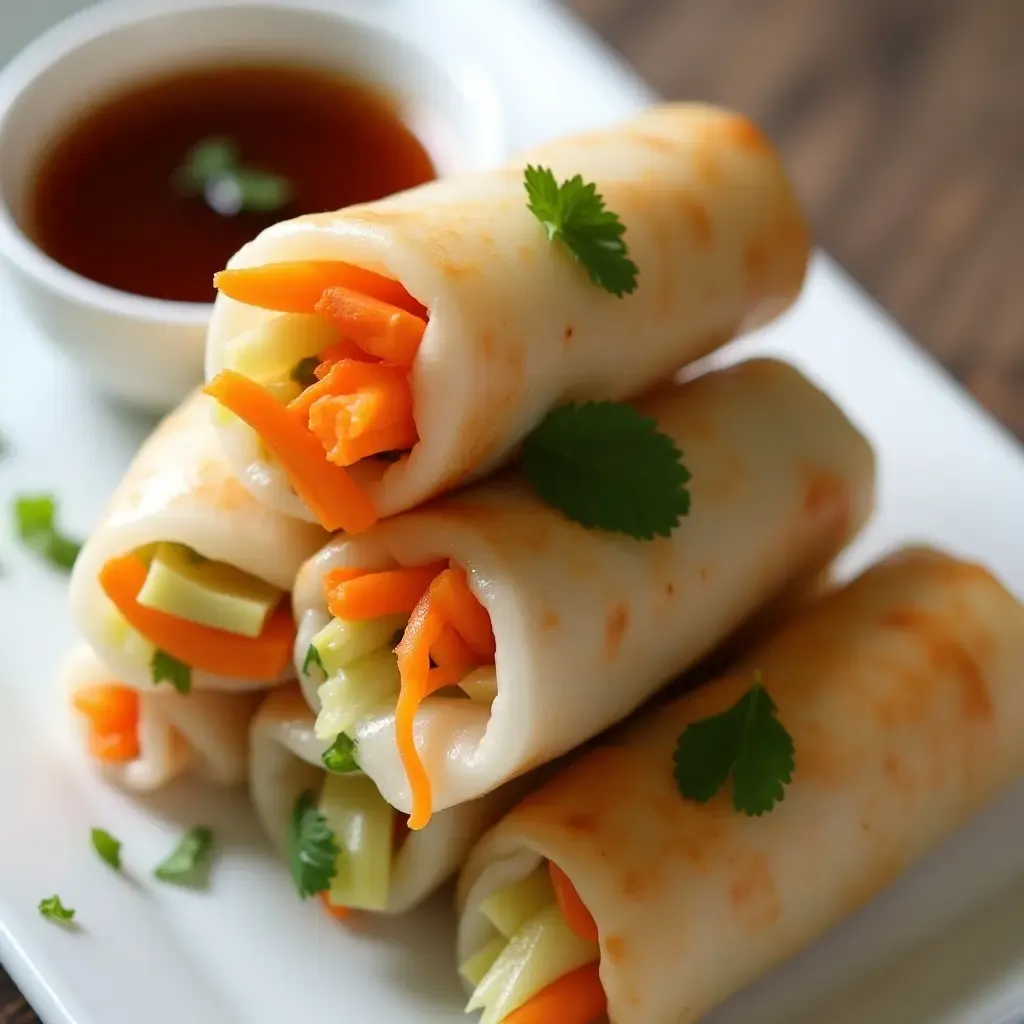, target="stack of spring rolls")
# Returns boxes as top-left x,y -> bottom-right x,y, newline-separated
63,103 -> 1024,1023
